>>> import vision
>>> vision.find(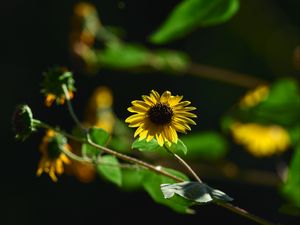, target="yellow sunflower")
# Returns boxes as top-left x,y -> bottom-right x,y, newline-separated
125,90 -> 197,146
36,130 -> 71,182
230,122 -> 290,157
